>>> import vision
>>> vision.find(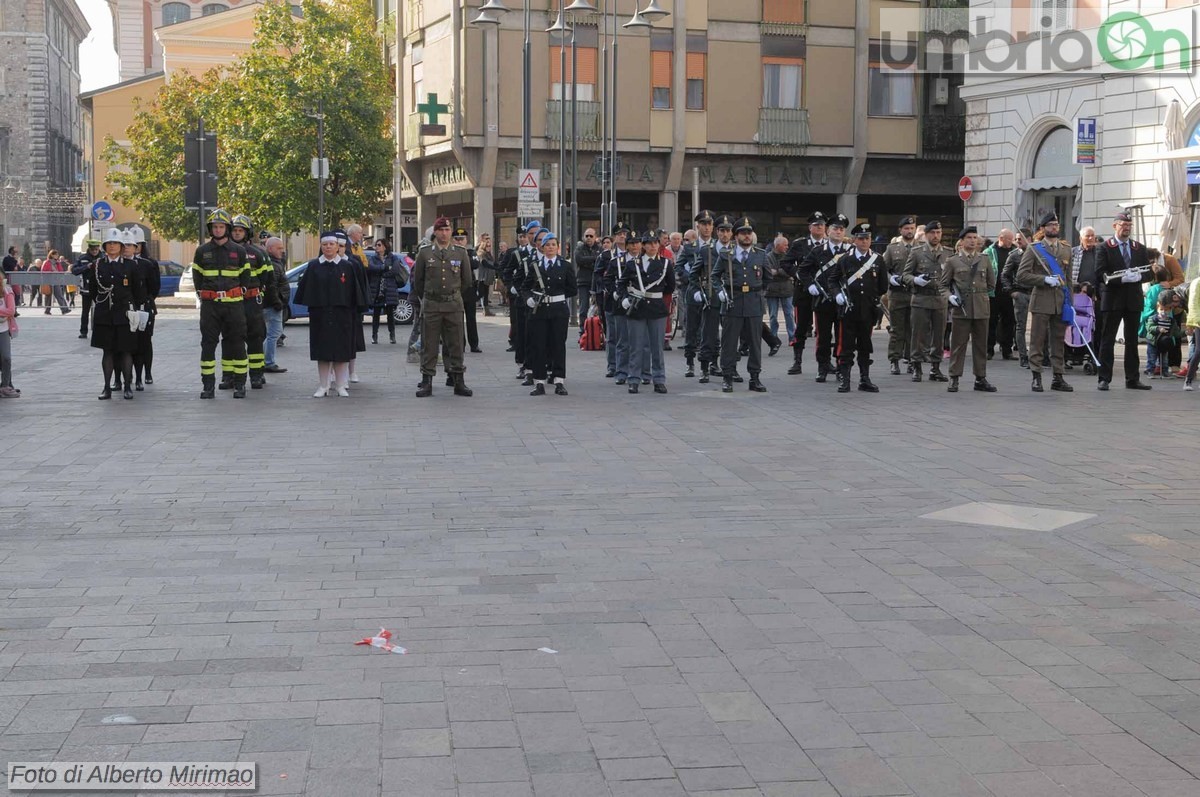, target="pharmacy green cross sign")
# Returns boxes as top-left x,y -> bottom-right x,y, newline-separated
417,93 -> 449,136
